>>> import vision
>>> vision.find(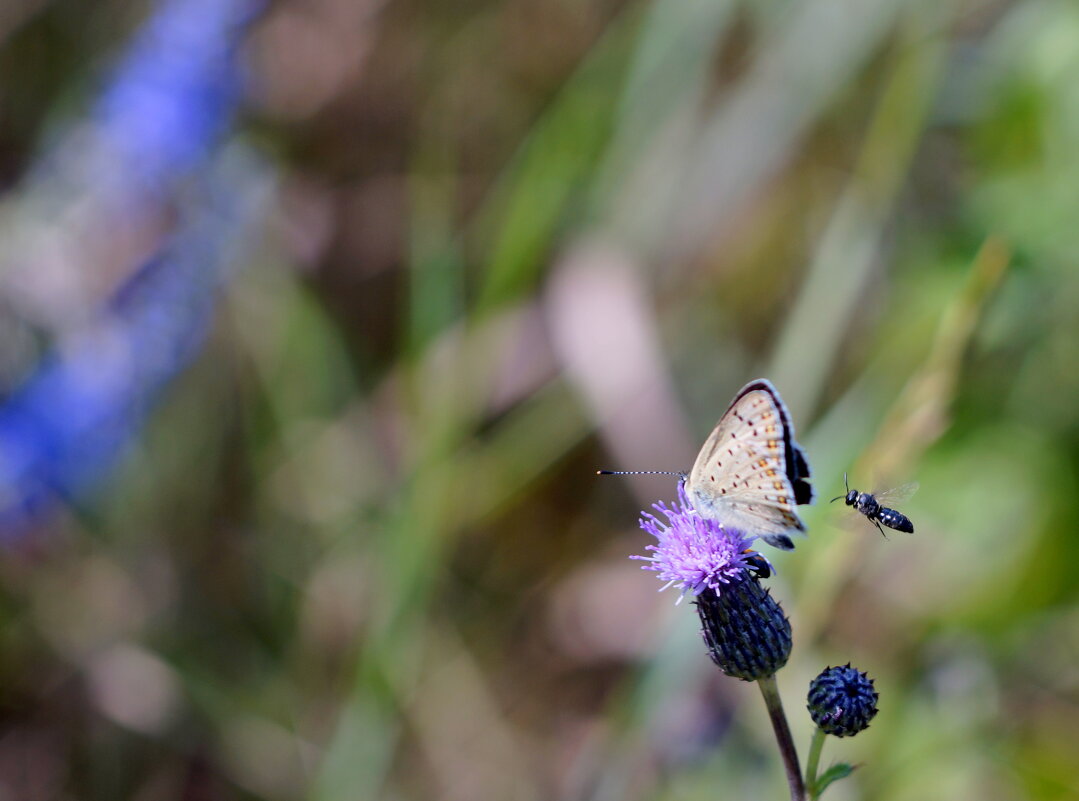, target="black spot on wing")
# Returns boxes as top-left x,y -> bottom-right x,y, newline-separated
791,444 -> 810,481
785,443 -> 814,505
761,532 -> 795,551
792,478 -> 814,506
